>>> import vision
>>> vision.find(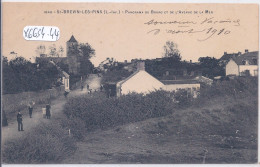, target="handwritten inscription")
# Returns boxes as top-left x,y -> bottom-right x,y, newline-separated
145,17 -> 240,41
23,26 -> 60,41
